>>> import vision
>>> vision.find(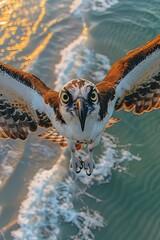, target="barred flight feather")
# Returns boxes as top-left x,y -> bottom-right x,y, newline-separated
0,62 -> 59,140
38,129 -> 68,148
38,129 -> 83,150
97,34 -> 160,115
115,72 -> 160,114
